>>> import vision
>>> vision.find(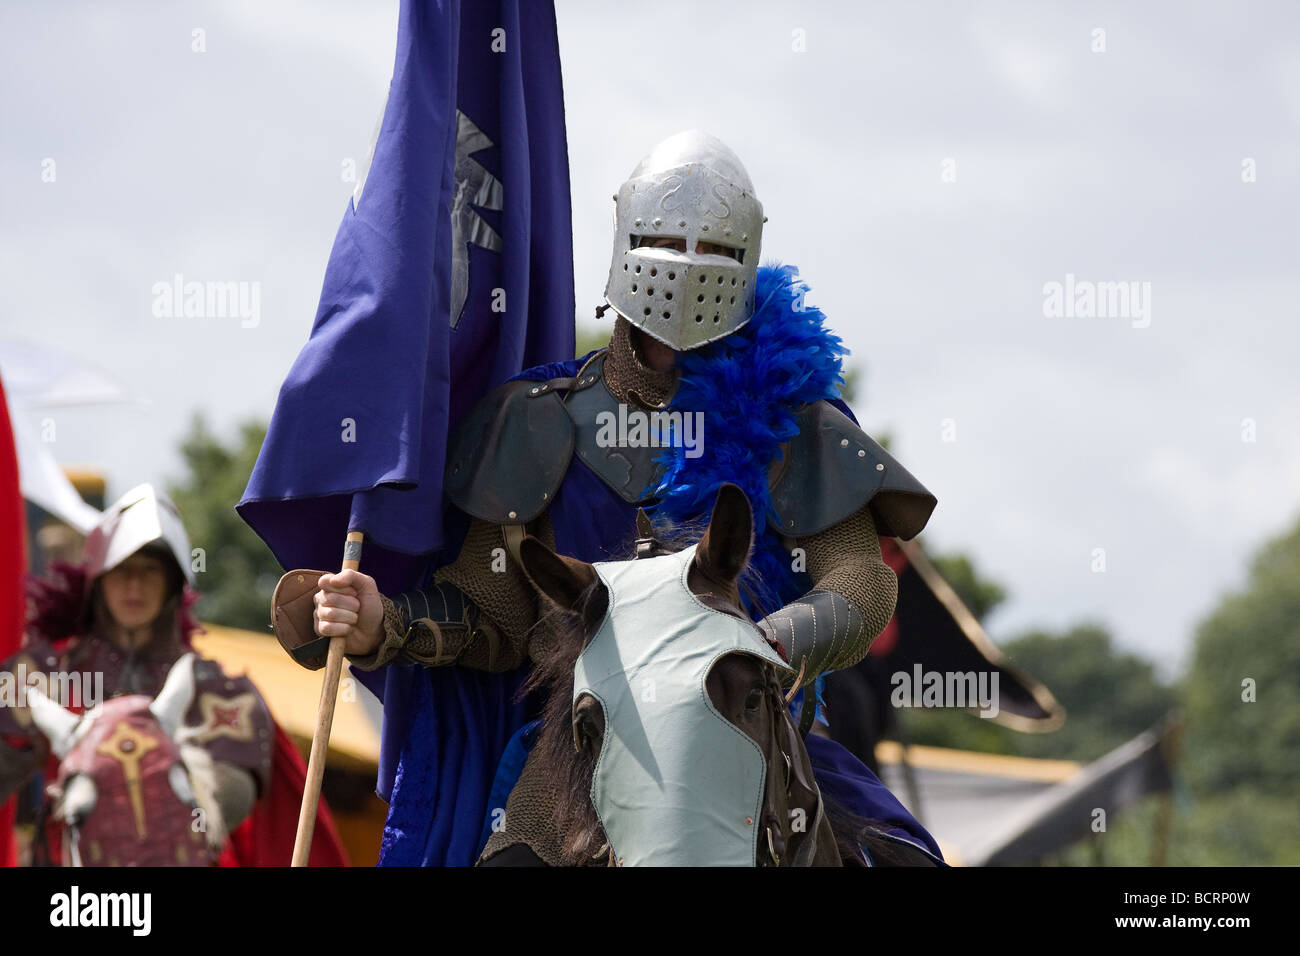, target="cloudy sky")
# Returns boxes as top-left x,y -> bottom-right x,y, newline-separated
2,0 -> 1296,677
